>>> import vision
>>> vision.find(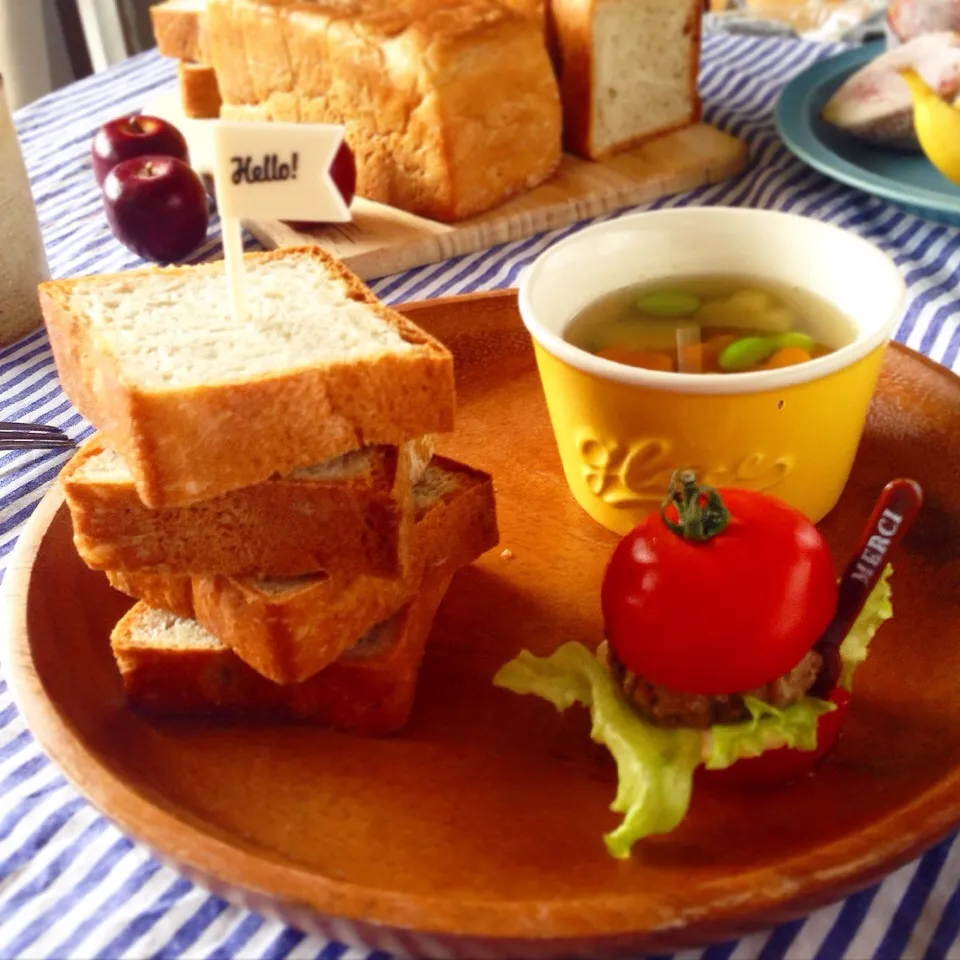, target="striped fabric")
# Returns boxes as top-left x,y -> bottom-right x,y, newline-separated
0,33 -> 956,960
